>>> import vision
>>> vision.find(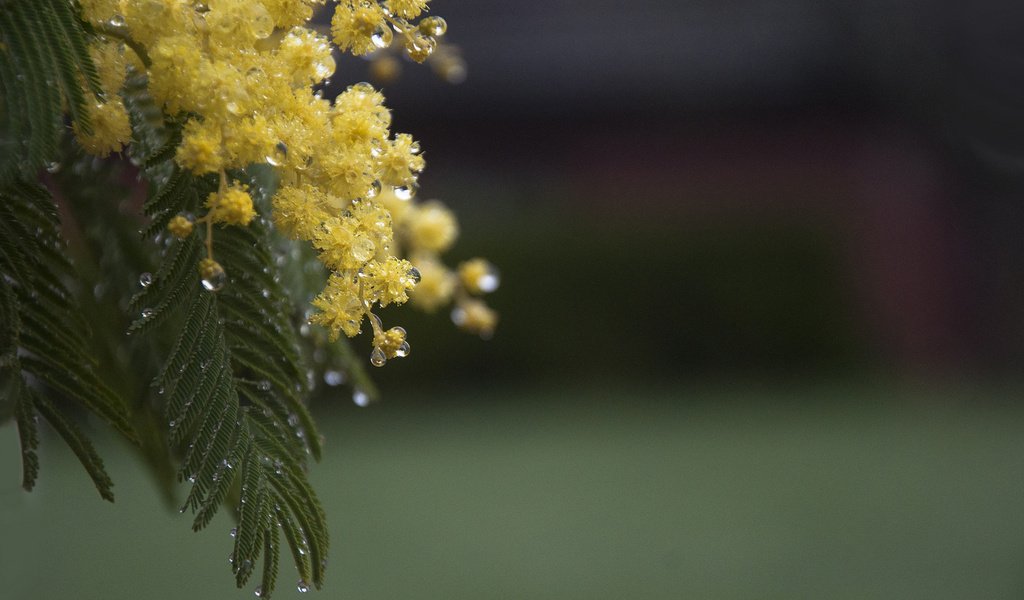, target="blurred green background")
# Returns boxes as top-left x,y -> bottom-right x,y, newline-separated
8,0 -> 1024,598
5,385 -> 1024,599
